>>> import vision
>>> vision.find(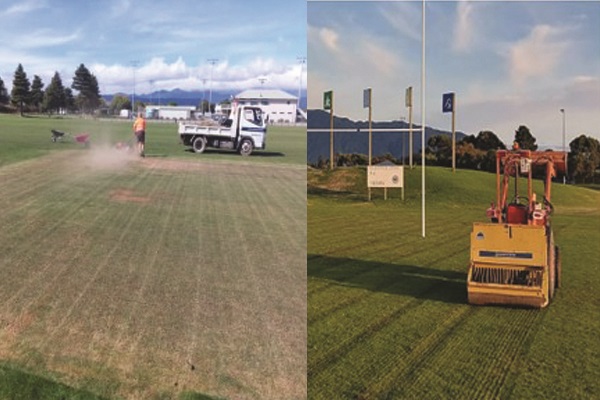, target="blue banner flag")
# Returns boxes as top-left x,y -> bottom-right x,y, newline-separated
443,92 -> 455,113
